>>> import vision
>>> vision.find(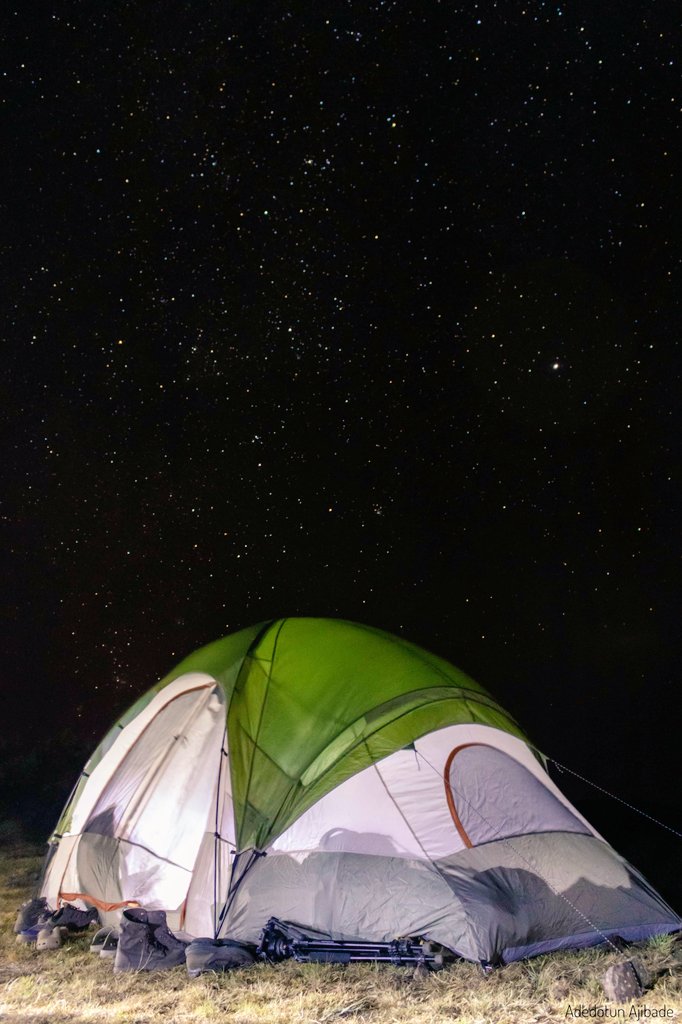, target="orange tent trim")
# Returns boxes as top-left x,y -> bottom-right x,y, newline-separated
60,891 -> 141,913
